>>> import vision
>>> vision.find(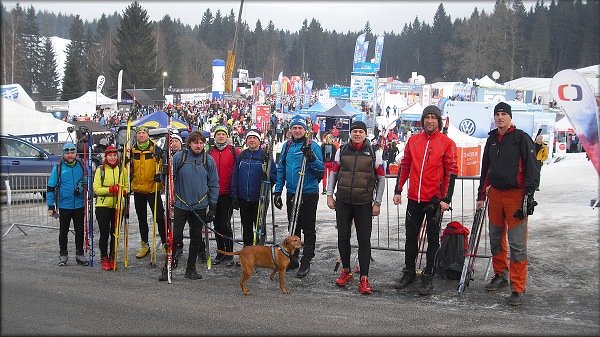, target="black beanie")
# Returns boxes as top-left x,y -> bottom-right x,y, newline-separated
421,105 -> 443,131
494,102 -> 512,118
350,121 -> 368,133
